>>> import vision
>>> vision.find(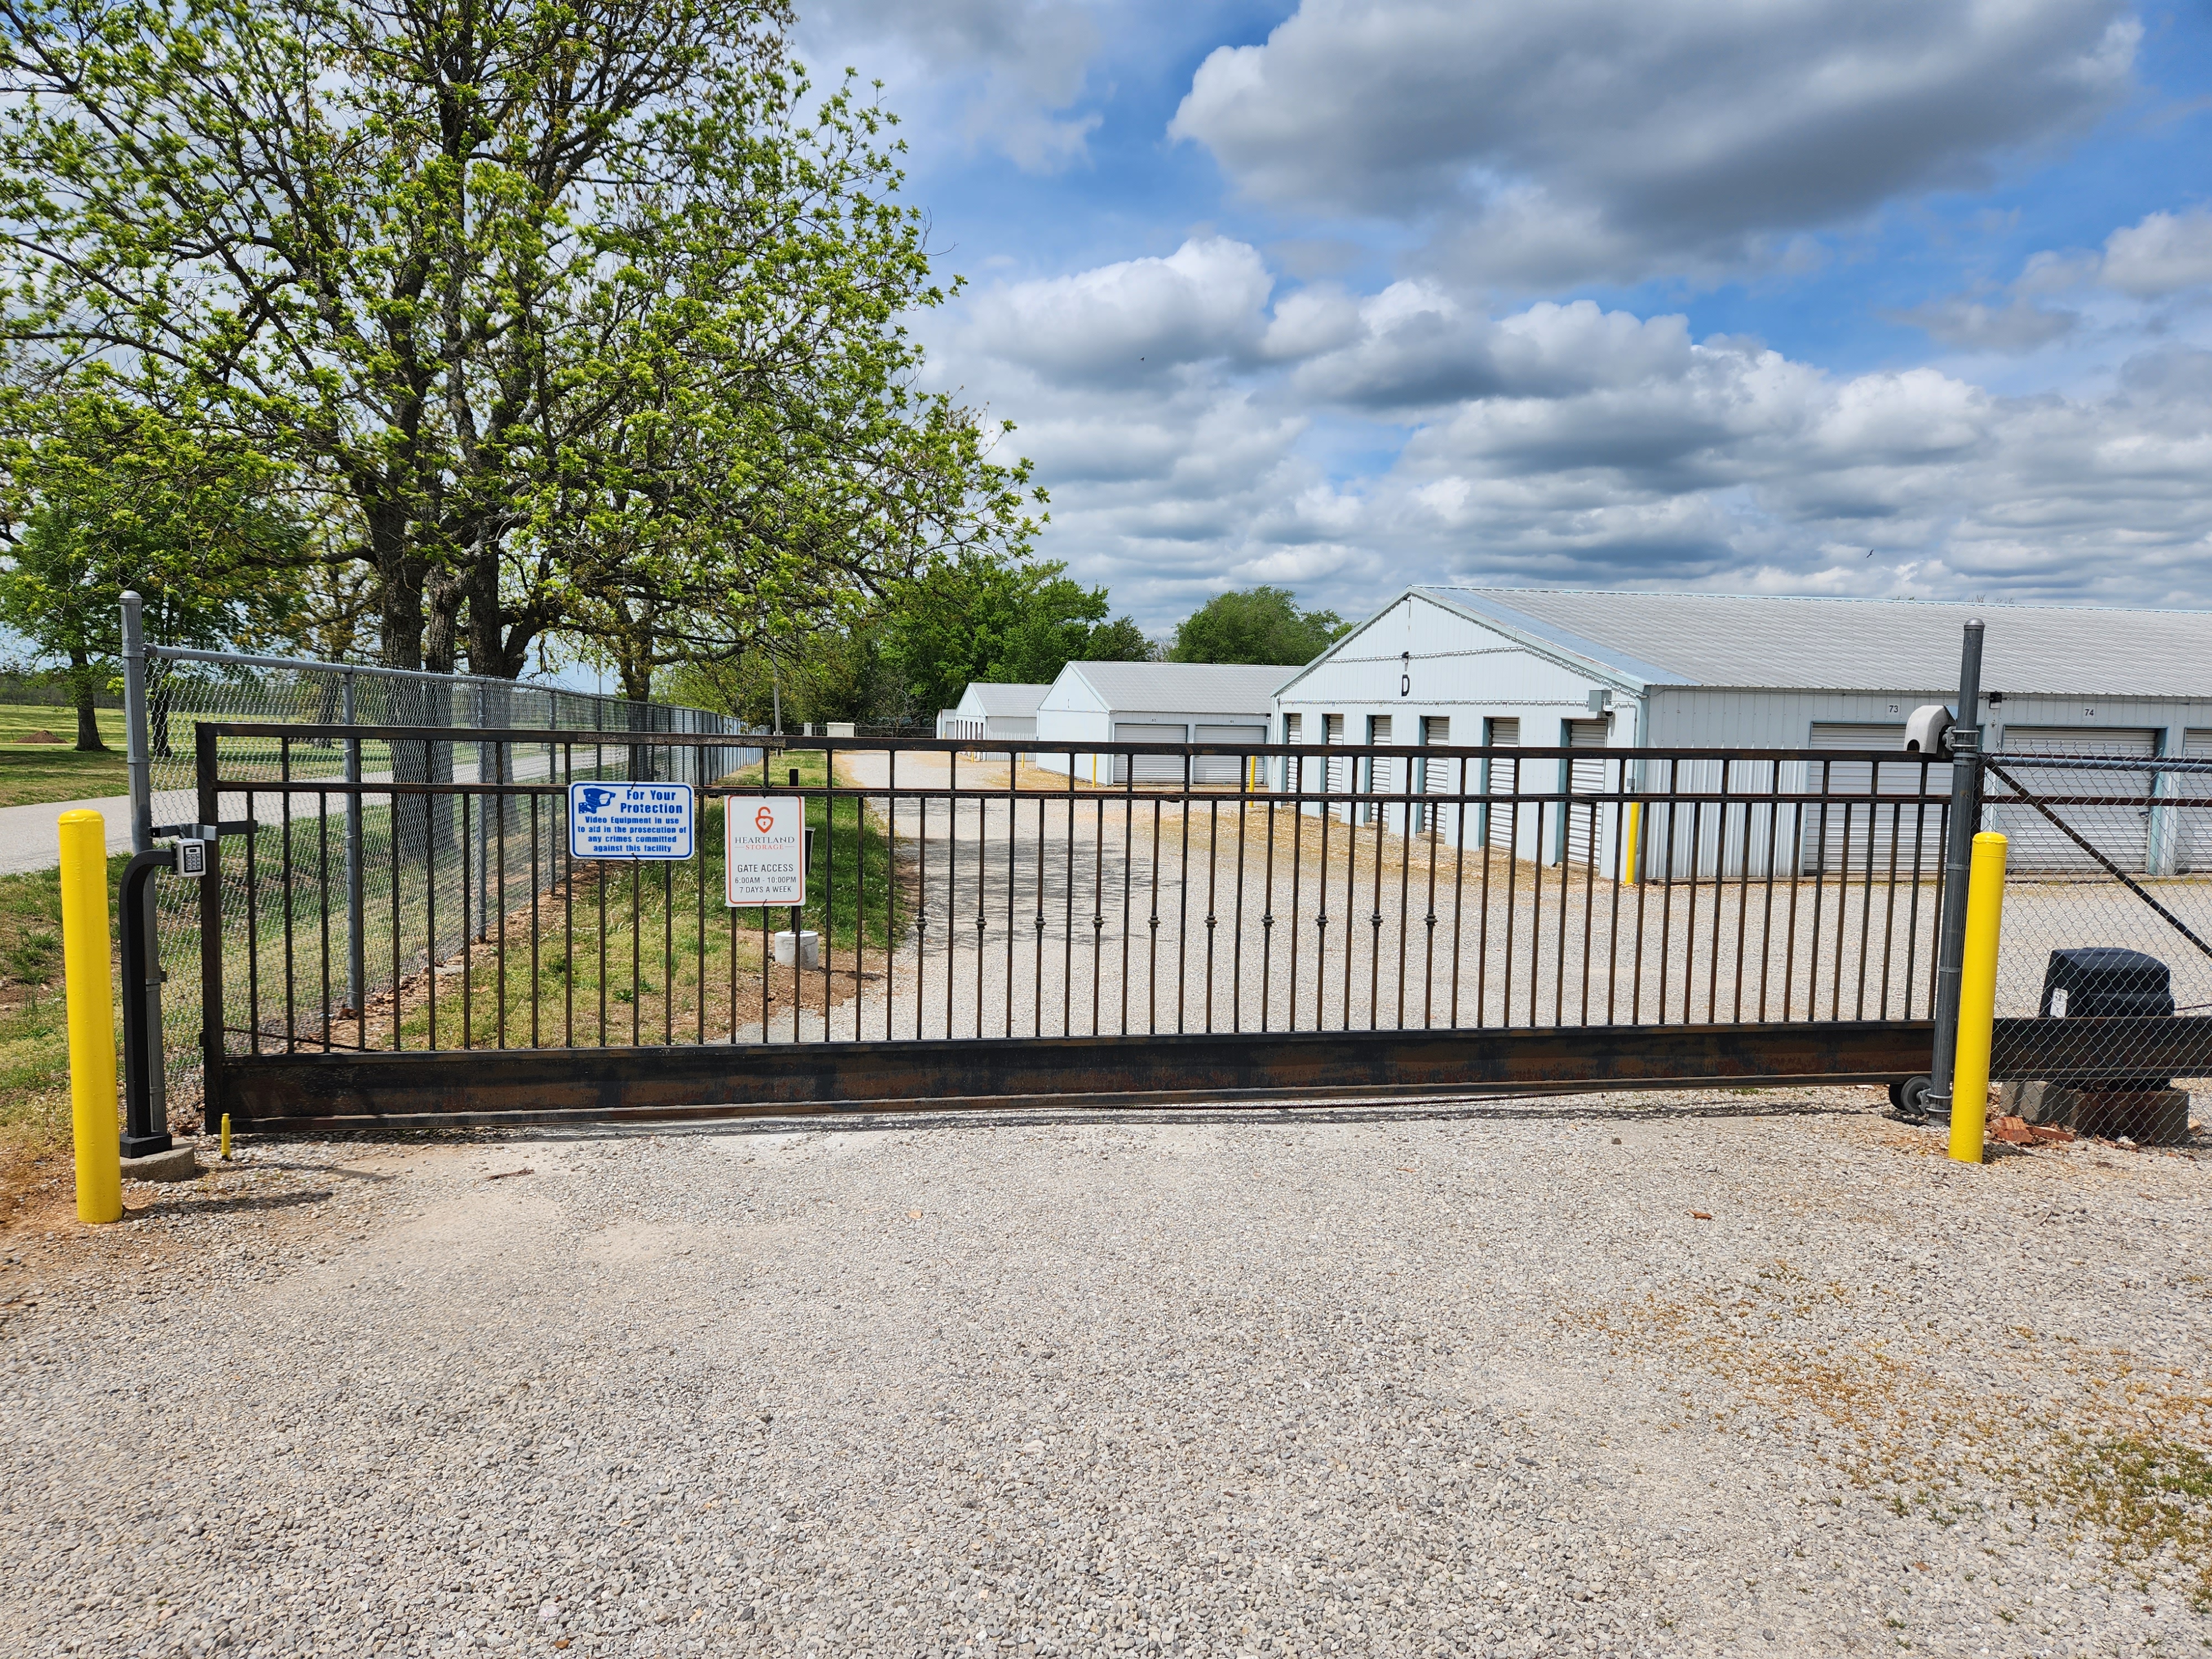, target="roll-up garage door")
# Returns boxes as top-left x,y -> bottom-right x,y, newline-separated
1485,718 -> 1521,853
1799,723 -> 1929,874
1112,723 -> 1187,785
1363,716 -> 1394,823
1418,717 -> 1455,834
1991,727 -> 2156,873
1562,719 -> 1611,867
1193,724 -> 1265,786
2180,730 -> 2212,873
1323,714 -> 1348,815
